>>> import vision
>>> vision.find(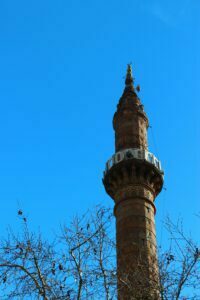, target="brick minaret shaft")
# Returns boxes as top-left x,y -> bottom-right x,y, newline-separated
103,65 -> 164,299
